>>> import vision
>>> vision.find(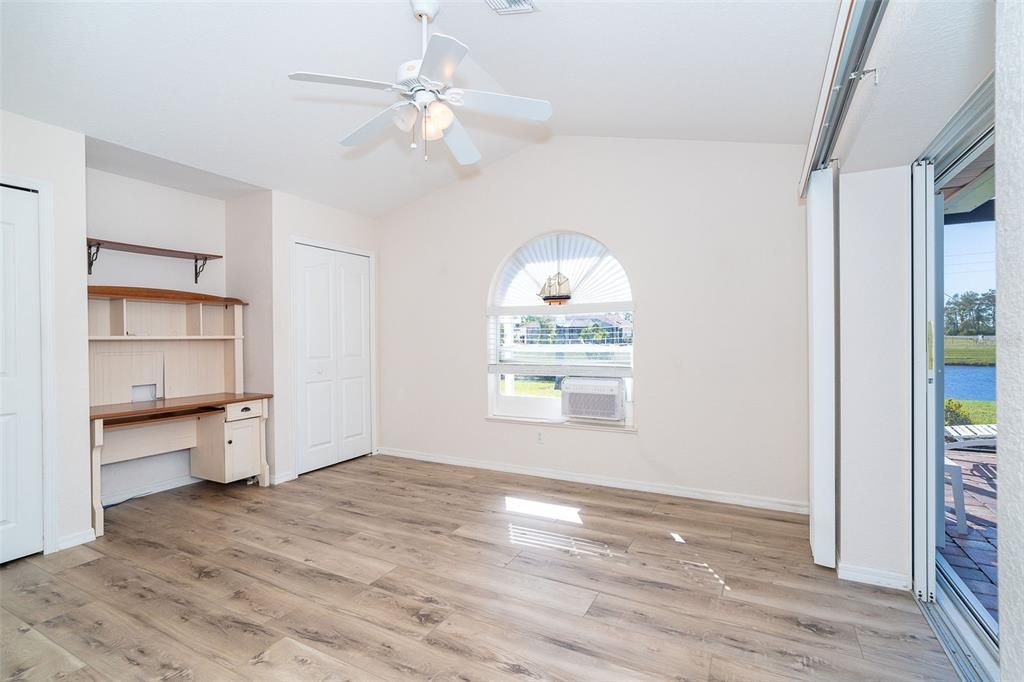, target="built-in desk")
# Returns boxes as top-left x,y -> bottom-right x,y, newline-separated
89,392 -> 272,536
